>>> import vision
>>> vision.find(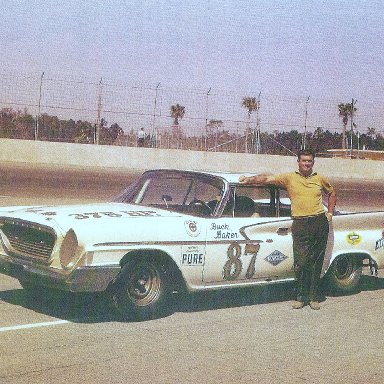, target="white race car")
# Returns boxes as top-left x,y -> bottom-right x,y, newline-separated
0,169 -> 383,320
